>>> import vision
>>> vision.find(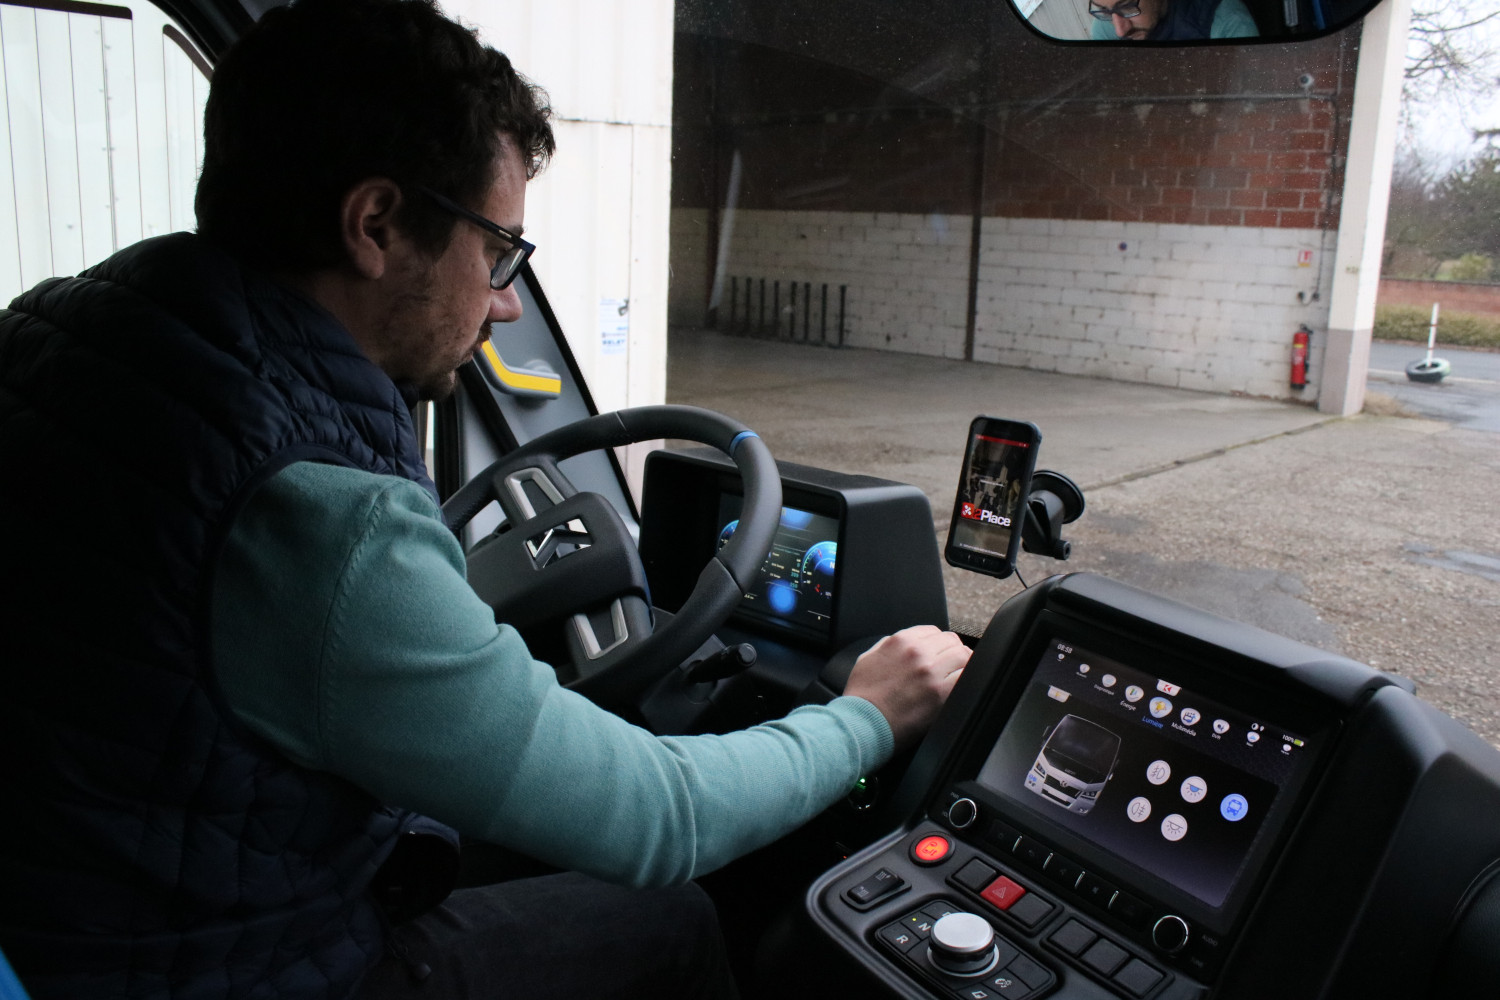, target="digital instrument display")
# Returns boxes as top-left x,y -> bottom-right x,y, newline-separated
976,637 -> 1317,910
717,495 -> 839,638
